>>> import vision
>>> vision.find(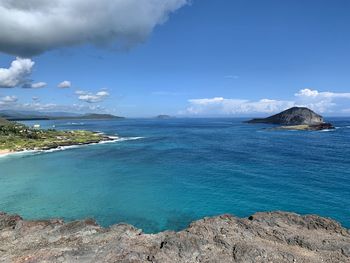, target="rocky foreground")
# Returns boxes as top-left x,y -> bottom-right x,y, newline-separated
1,212 -> 350,263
